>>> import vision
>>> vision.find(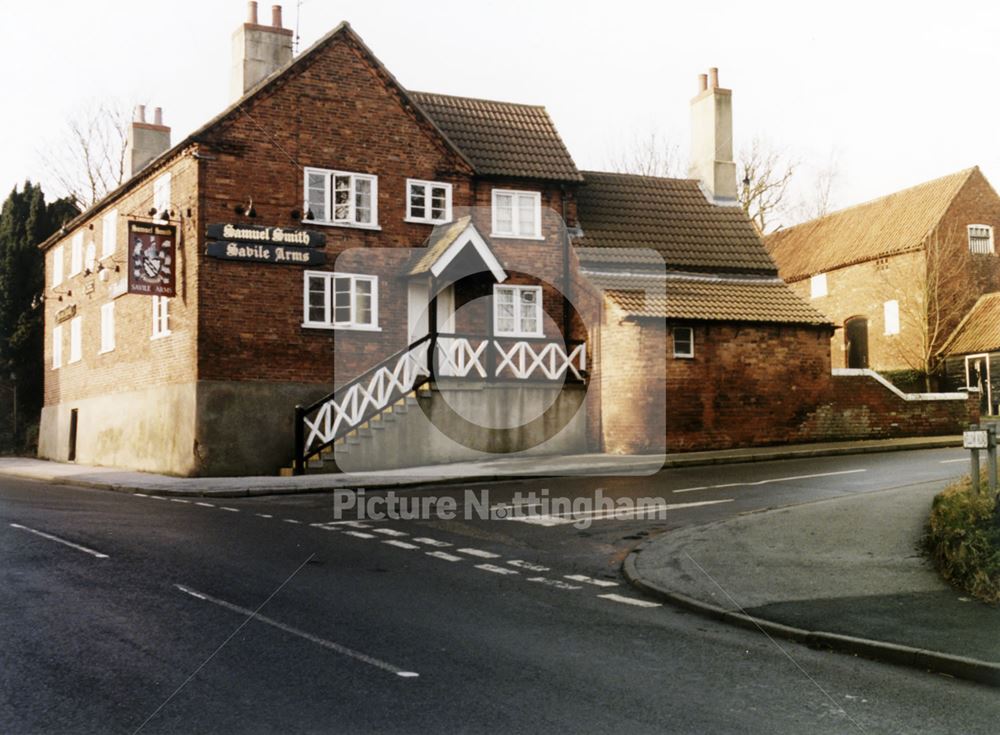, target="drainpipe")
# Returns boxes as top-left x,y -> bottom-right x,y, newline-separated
561,185 -> 572,338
